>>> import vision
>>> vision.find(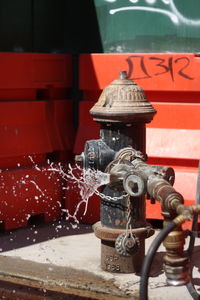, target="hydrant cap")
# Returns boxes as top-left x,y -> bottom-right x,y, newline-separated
90,71 -> 156,123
